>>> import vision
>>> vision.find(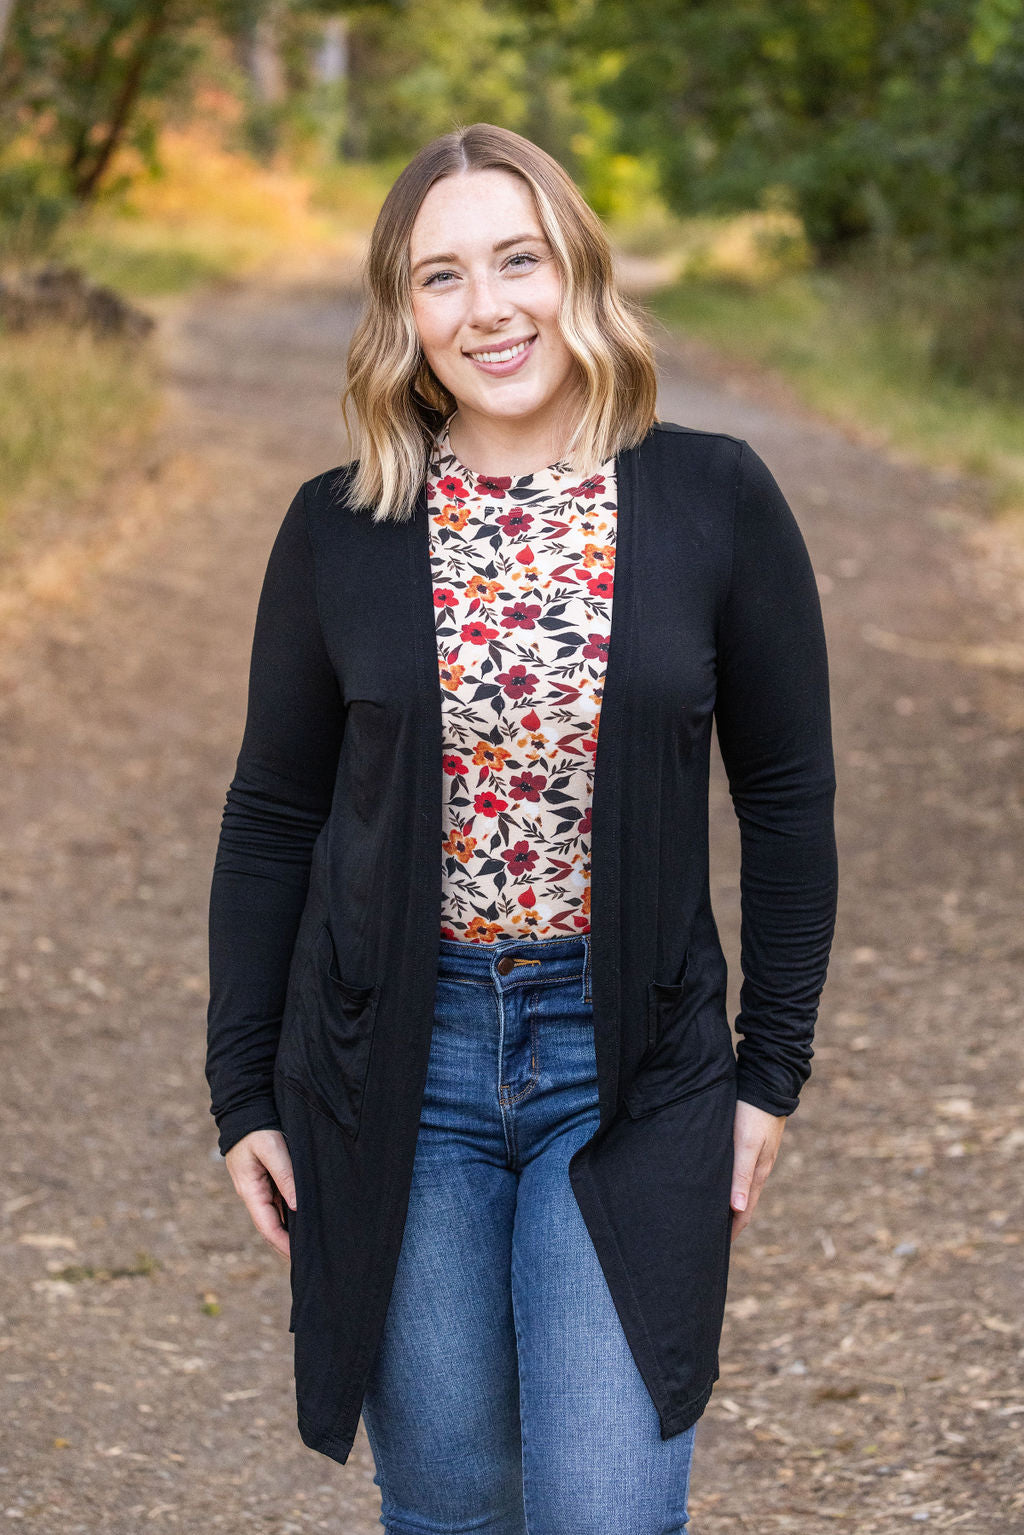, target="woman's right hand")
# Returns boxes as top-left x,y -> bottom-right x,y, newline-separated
223,1128 -> 296,1260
